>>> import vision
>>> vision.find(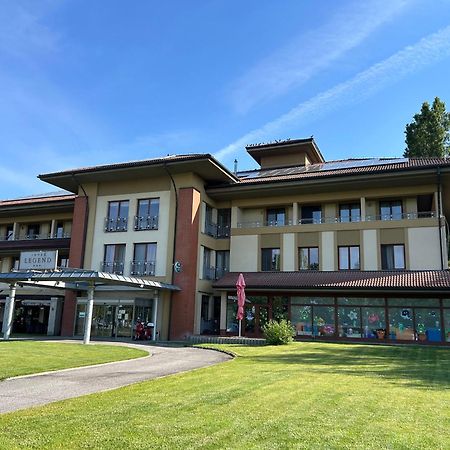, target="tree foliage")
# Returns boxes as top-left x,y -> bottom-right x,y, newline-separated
404,97 -> 450,157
